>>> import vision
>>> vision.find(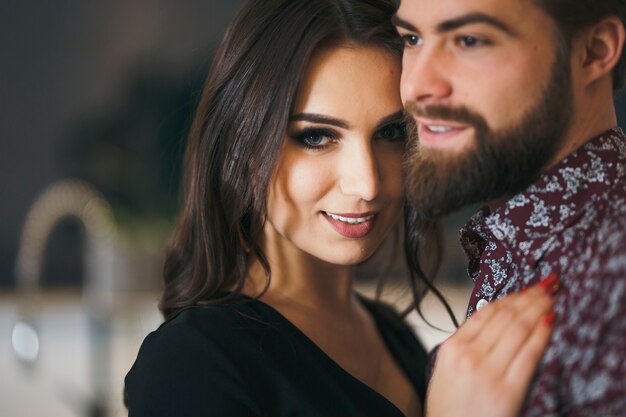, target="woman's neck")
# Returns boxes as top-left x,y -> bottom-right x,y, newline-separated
243,243 -> 357,314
